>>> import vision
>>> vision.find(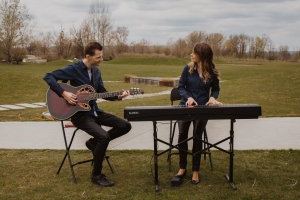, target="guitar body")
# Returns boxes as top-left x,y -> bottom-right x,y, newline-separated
46,83 -> 95,120
46,83 -> 144,120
